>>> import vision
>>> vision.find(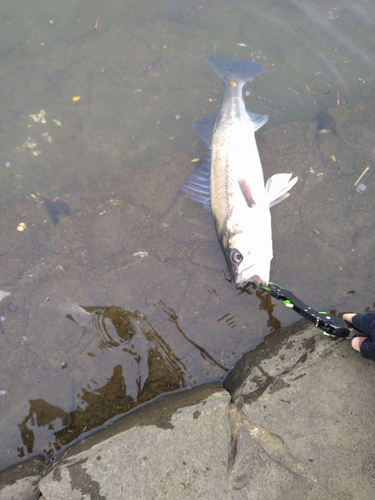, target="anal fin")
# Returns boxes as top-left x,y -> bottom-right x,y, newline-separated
192,113 -> 218,147
181,153 -> 211,209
